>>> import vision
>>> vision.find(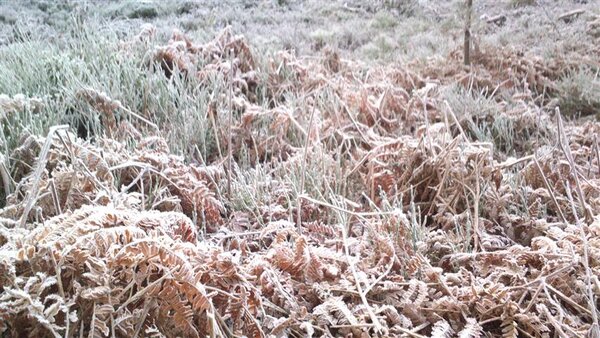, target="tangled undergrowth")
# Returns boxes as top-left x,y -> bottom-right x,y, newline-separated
1,25 -> 599,338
